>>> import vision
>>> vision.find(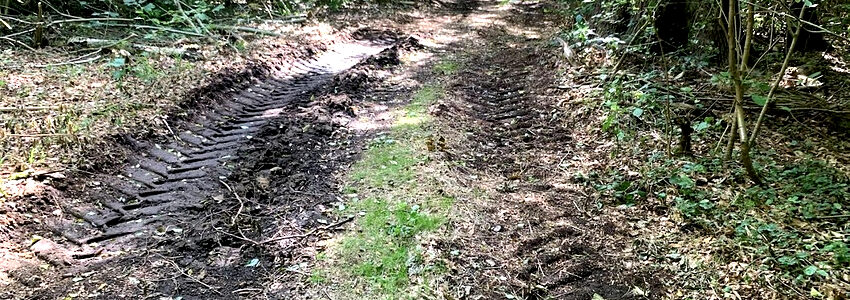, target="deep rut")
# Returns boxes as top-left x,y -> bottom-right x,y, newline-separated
436,8 -> 657,297
41,36 -> 398,264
